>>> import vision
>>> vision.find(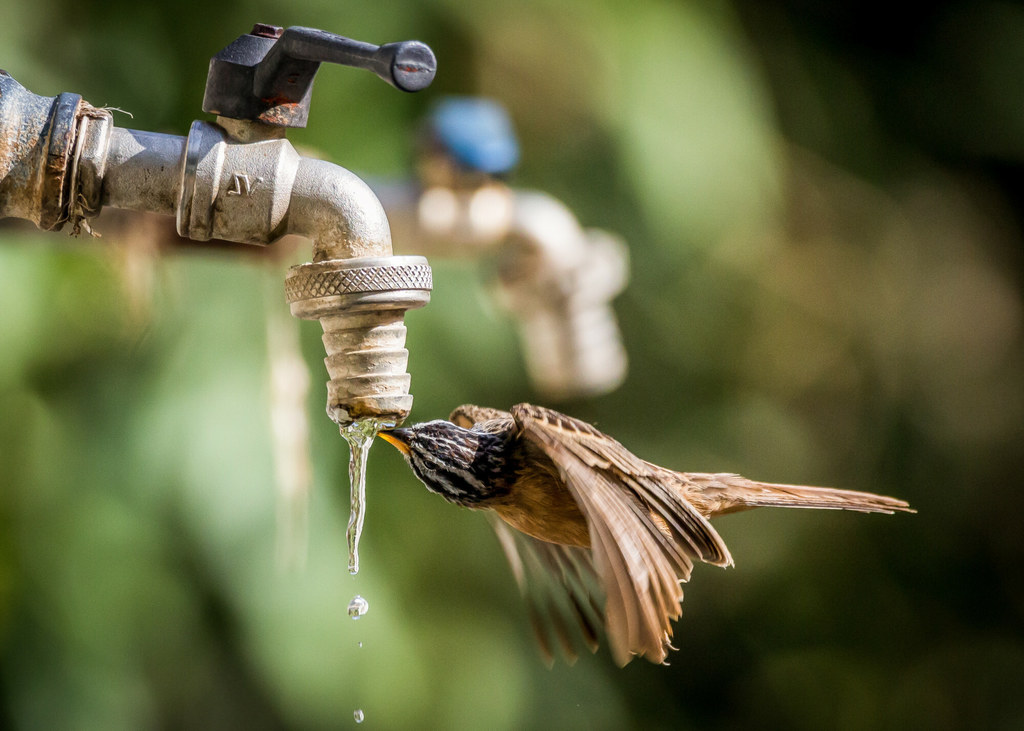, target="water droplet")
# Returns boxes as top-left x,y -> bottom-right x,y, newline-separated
339,418 -> 390,575
348,594 -> 369,619
358,641 -> 363,648
354,708 -> 364,723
